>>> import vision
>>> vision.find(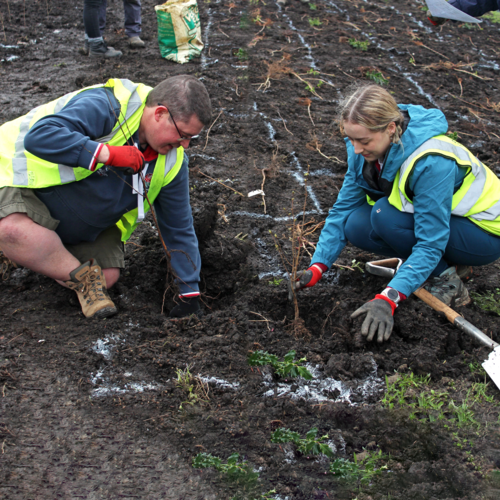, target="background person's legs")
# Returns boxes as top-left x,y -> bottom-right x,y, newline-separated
83,0 -> 104,39
123,0 -> 142,38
